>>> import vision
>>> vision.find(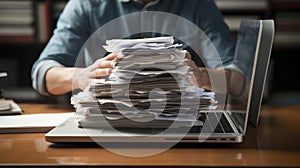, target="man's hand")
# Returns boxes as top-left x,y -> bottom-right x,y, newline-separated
45,53 -> 118,95
73,53 -> 118,90
184,52 -> 231,93
184,52 -> 211,90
